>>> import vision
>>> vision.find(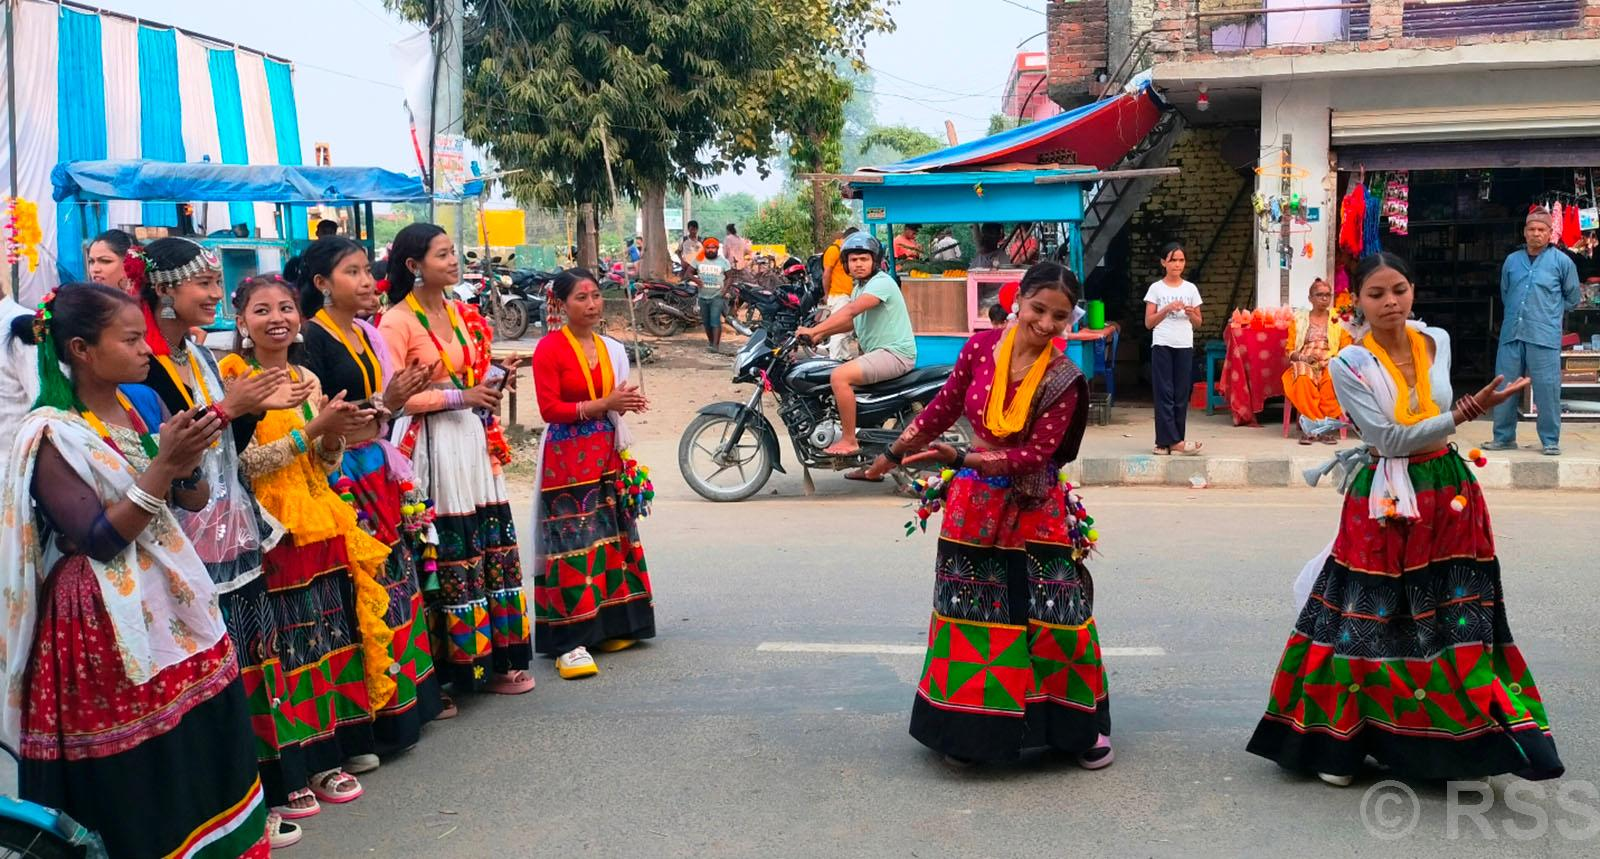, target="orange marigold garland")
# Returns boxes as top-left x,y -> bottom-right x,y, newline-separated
5,197 -> 42,272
